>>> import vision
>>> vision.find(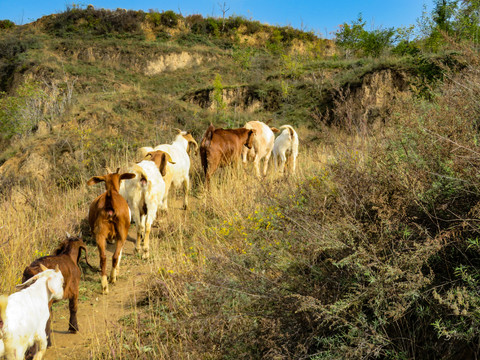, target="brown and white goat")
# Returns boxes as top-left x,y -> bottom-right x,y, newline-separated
200,124 -> 256,184
87,168 -> 135,294
22,235 -> 93,340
